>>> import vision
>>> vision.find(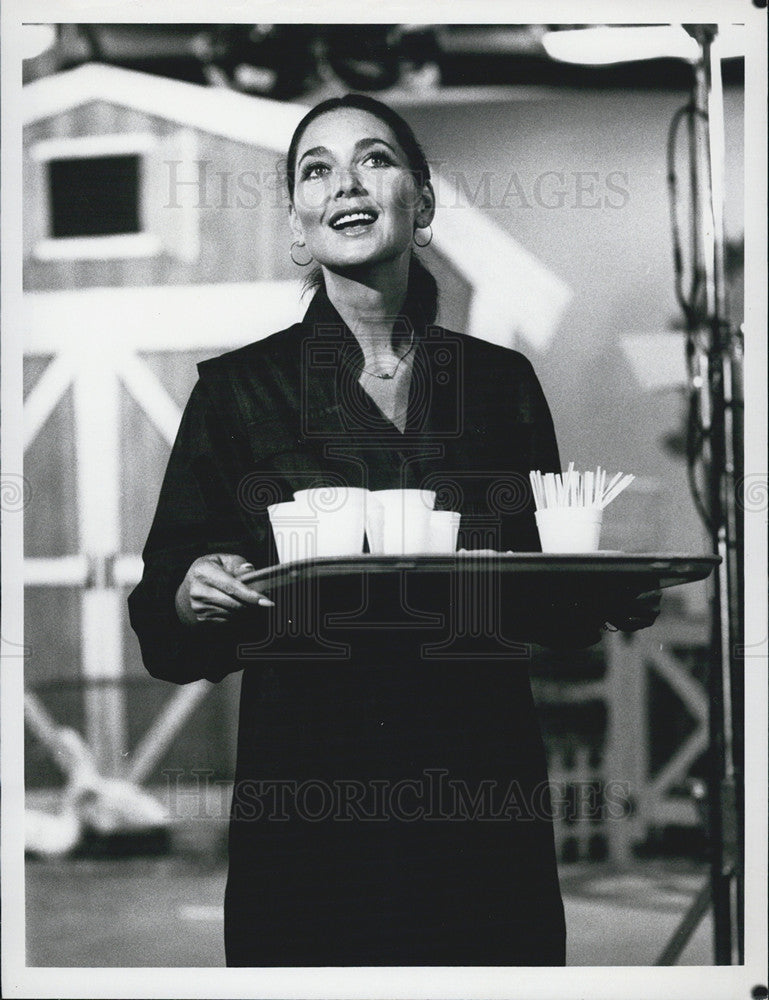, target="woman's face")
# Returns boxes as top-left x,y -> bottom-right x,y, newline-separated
288,107 -> 434,274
